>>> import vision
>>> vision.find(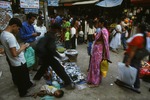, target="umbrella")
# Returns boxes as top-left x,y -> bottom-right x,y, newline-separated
96,0 -> 123,7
